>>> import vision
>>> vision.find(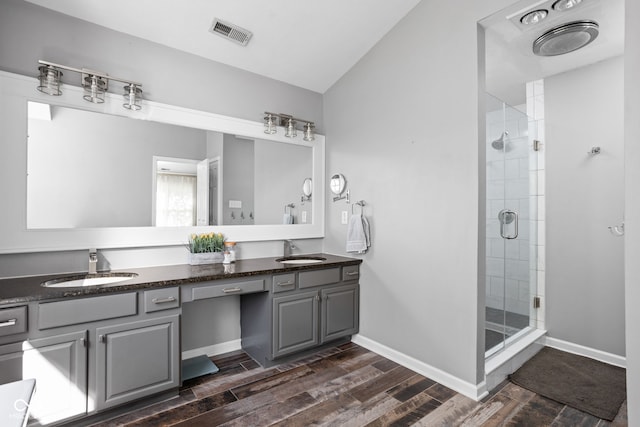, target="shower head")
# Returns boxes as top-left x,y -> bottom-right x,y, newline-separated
491,132 -> 508,150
